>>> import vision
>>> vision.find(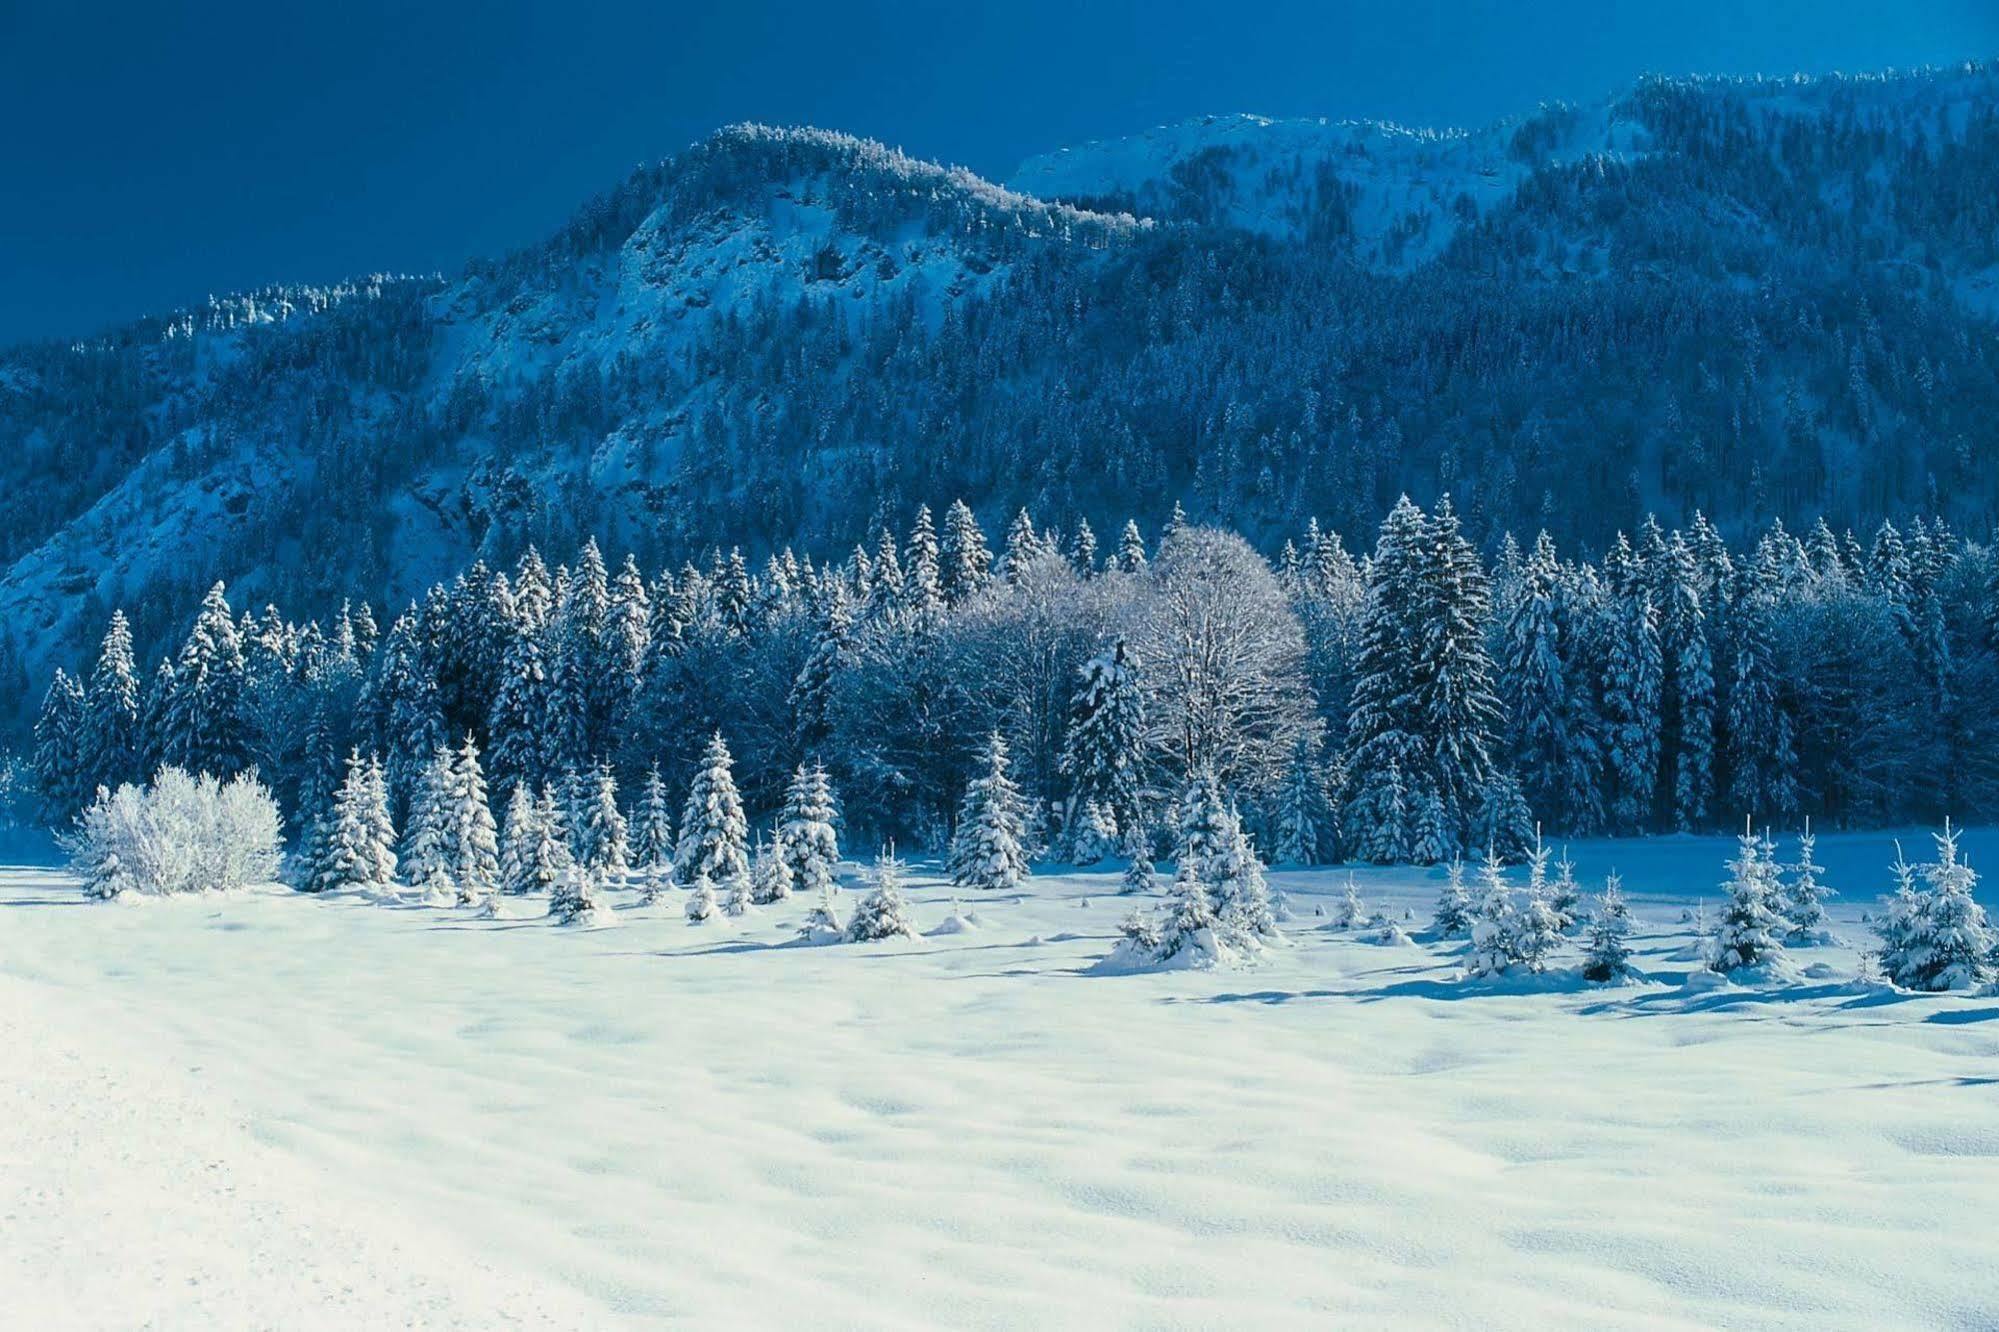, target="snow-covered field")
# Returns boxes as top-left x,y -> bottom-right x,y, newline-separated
4,828 -> 1997,1330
